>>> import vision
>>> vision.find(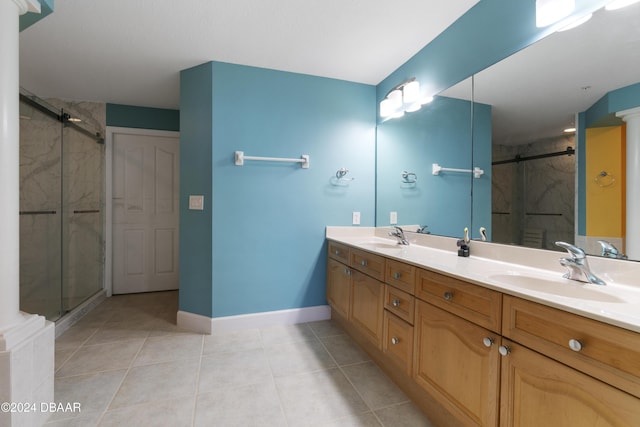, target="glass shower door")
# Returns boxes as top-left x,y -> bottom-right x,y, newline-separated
61,114 -> 105,313
19,97 -> 63,320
